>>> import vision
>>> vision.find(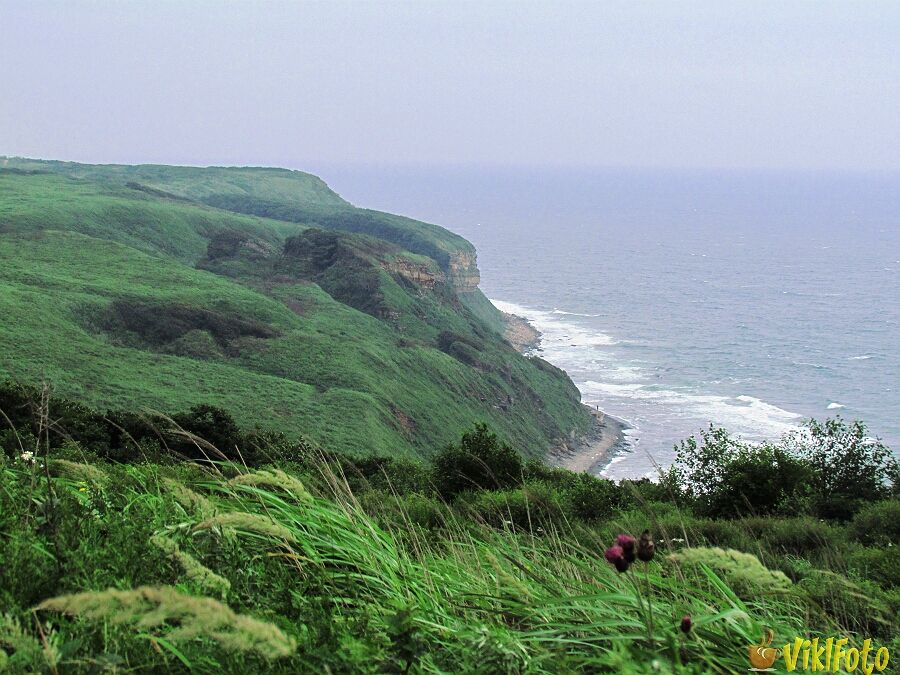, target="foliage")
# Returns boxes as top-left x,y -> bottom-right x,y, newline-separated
0,426 -> 896,672
432,423 -> 523,499
783,418 -> 900,520
37,585 -> 297,659
849,499 -> 900,546
672,422 -> 898,520
668,547 -> 793,598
